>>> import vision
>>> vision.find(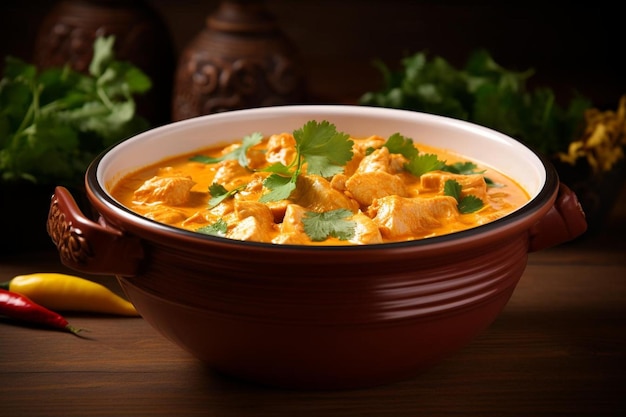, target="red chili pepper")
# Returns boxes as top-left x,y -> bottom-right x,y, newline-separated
0,288 -> 84,335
